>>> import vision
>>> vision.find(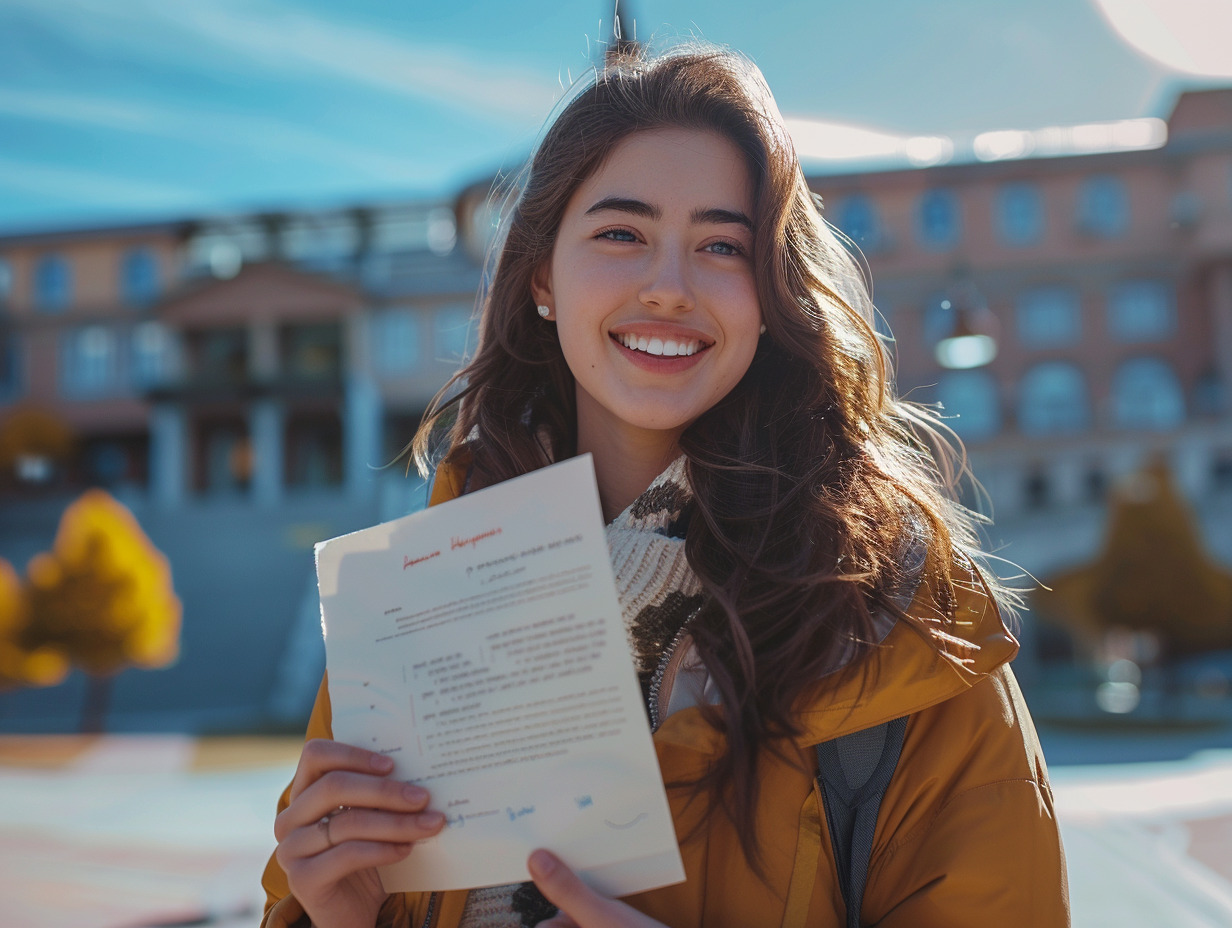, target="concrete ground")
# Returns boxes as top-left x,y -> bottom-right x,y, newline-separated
2,732 -> 1231,928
